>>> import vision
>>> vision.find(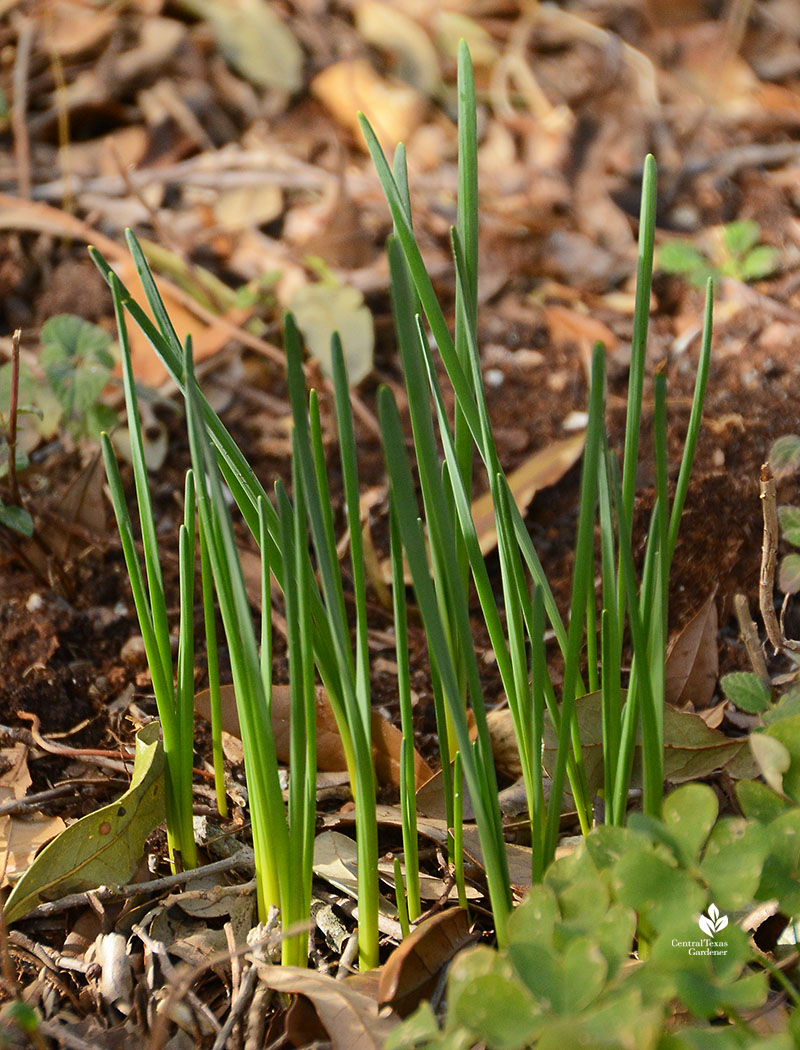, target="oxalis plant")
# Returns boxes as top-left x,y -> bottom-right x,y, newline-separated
84,42 -> 713,968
